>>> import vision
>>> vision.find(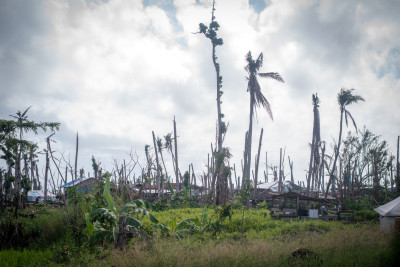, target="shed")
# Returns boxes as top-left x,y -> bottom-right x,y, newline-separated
374,196 -> 400,233
61,177 -> 97,194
